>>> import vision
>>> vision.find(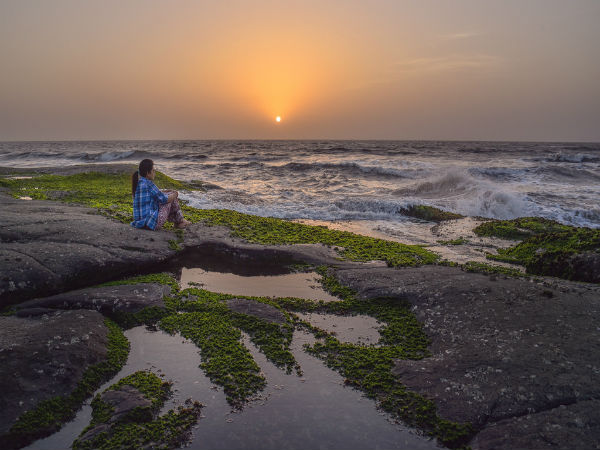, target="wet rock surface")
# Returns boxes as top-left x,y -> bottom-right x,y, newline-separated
14,283 -> 171,316
334,265 -> 600,450
0,310 -> 109,435
226,297 -> 286,324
